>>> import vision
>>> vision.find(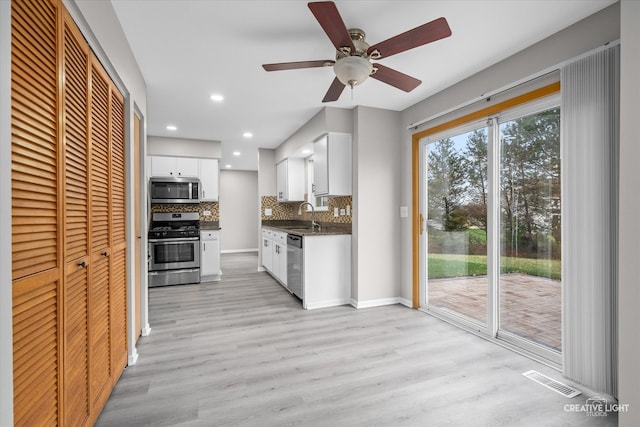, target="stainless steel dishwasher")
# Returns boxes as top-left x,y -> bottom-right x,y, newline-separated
287,234 -> 303,299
